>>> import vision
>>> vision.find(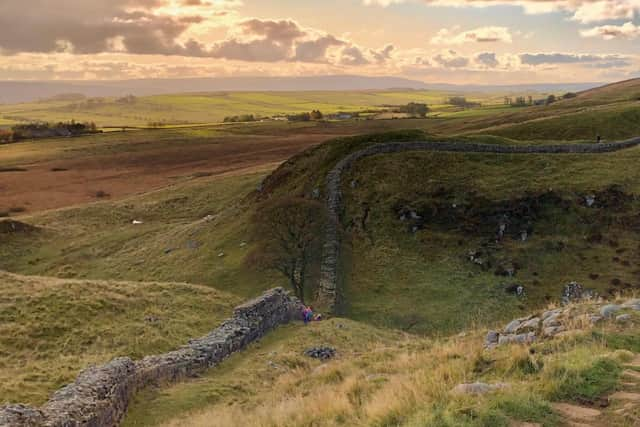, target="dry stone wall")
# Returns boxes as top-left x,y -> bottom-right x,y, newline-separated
316,137 -> 640,312
0,288 -> 303,427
